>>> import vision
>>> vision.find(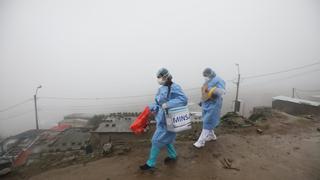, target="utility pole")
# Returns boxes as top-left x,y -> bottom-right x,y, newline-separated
292,88 -> 295,98
34,85 -> 42,130
234,64 -> 241,113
